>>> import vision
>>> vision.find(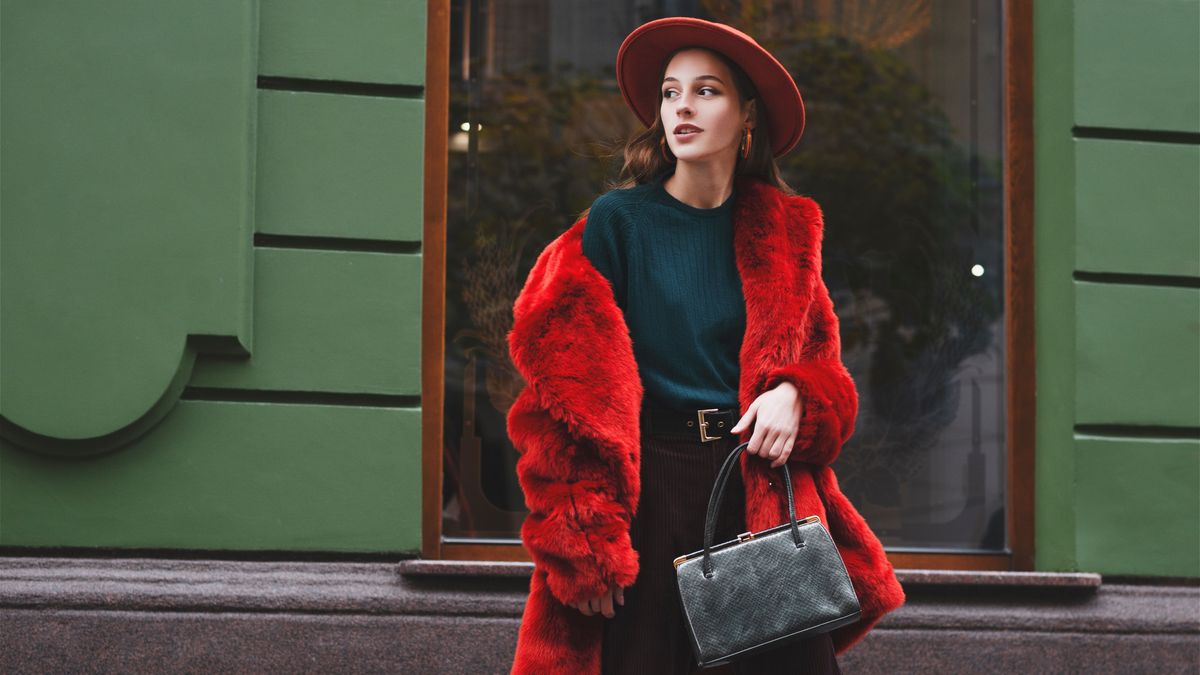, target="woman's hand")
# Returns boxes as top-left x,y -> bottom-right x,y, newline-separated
730,381 -> 805,469
573,582 -> 625,618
